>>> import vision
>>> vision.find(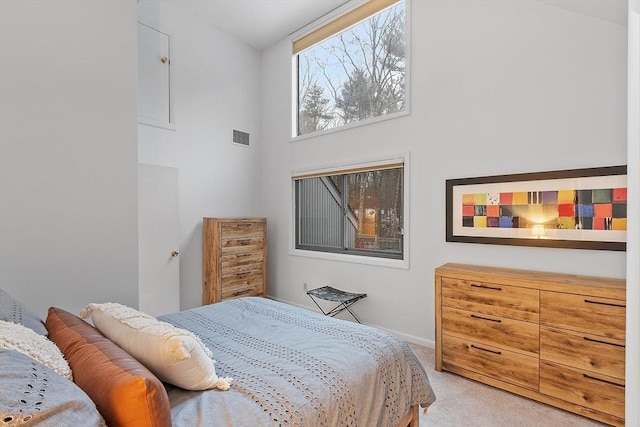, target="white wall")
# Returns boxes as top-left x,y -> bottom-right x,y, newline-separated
137,1 -> 264,310
0,0 -> 139,318
261,0 -> 628,345
626,0 -> 639,424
